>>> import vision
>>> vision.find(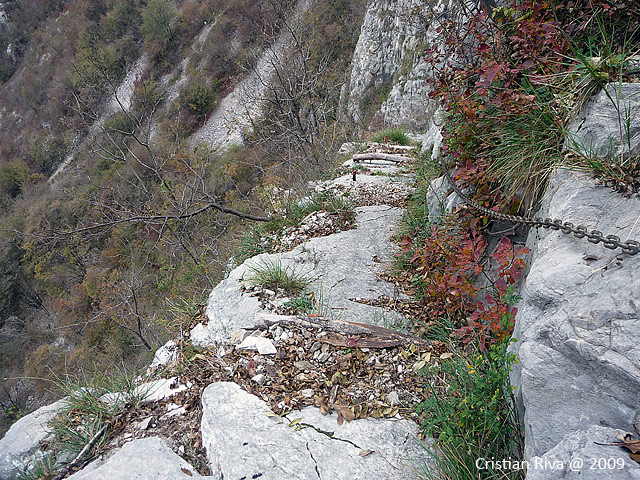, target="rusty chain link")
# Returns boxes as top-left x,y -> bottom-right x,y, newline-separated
440,163 -> 640,256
